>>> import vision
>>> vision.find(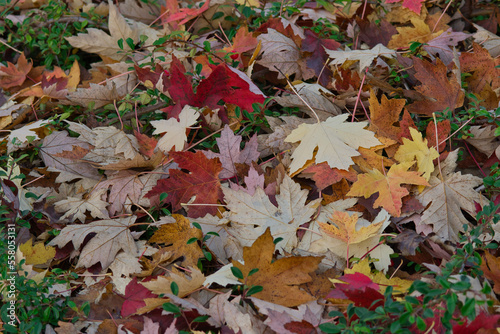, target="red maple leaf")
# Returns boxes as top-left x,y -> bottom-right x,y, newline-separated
146,151 -> 223,218
121,277 -> 158,318
385,0 -> 424,14
162,57 -> 265,122
327,272 -> 384,309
